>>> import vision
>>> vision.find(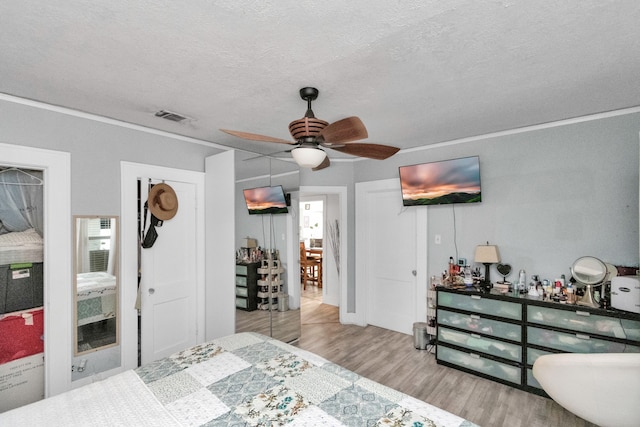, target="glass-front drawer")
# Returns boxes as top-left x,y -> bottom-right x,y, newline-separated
235,275 -> 247,287
235,297 -> 248,309
527,368 -> 542,390
235,286 -> 248,297
438,345 -> 521,384
527,326 -> 640,354
438,327 -> 521,362
526,347 -> 556,366
438,292 -> 521,320
235,264 -> 248,275
621,318 -> 640,341
438,309 -> 521,341
527,305 -> 639,340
